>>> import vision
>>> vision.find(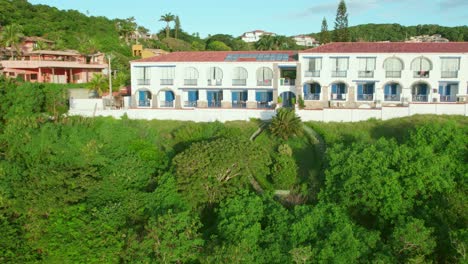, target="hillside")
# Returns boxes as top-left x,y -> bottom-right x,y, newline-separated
311,23 -> 468,42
